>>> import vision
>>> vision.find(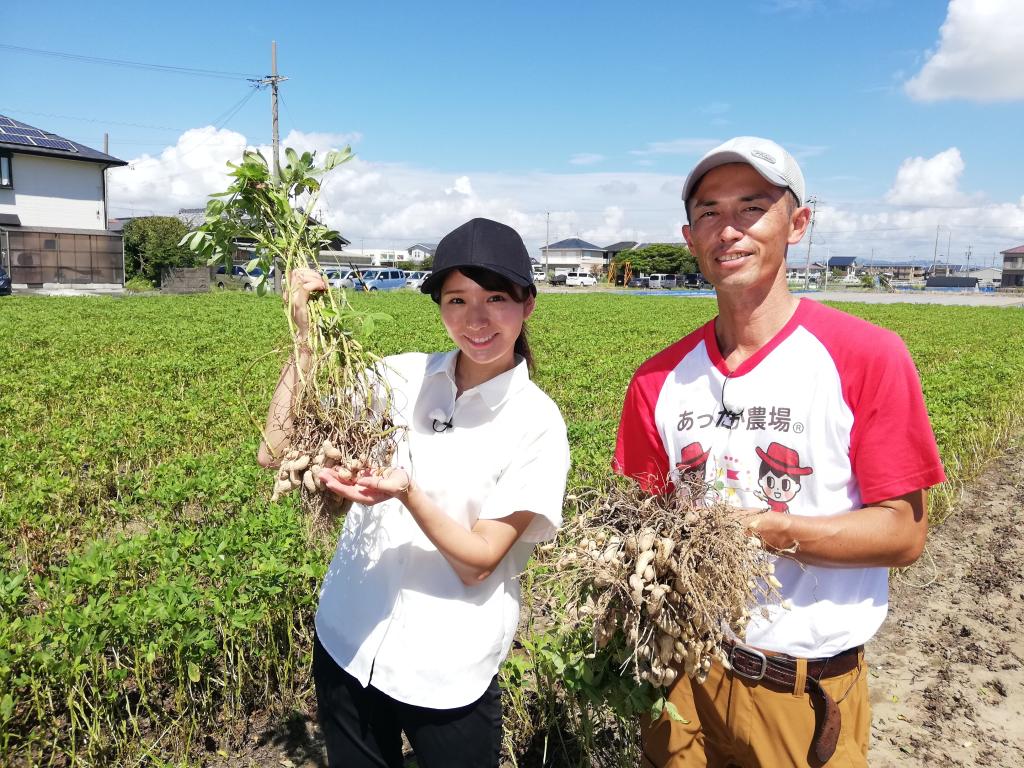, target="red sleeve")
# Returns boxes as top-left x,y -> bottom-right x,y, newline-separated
846,331 -> 946,503
614,369 -> 670,492
804,302 -> 946,504
614,330 -> 704,494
